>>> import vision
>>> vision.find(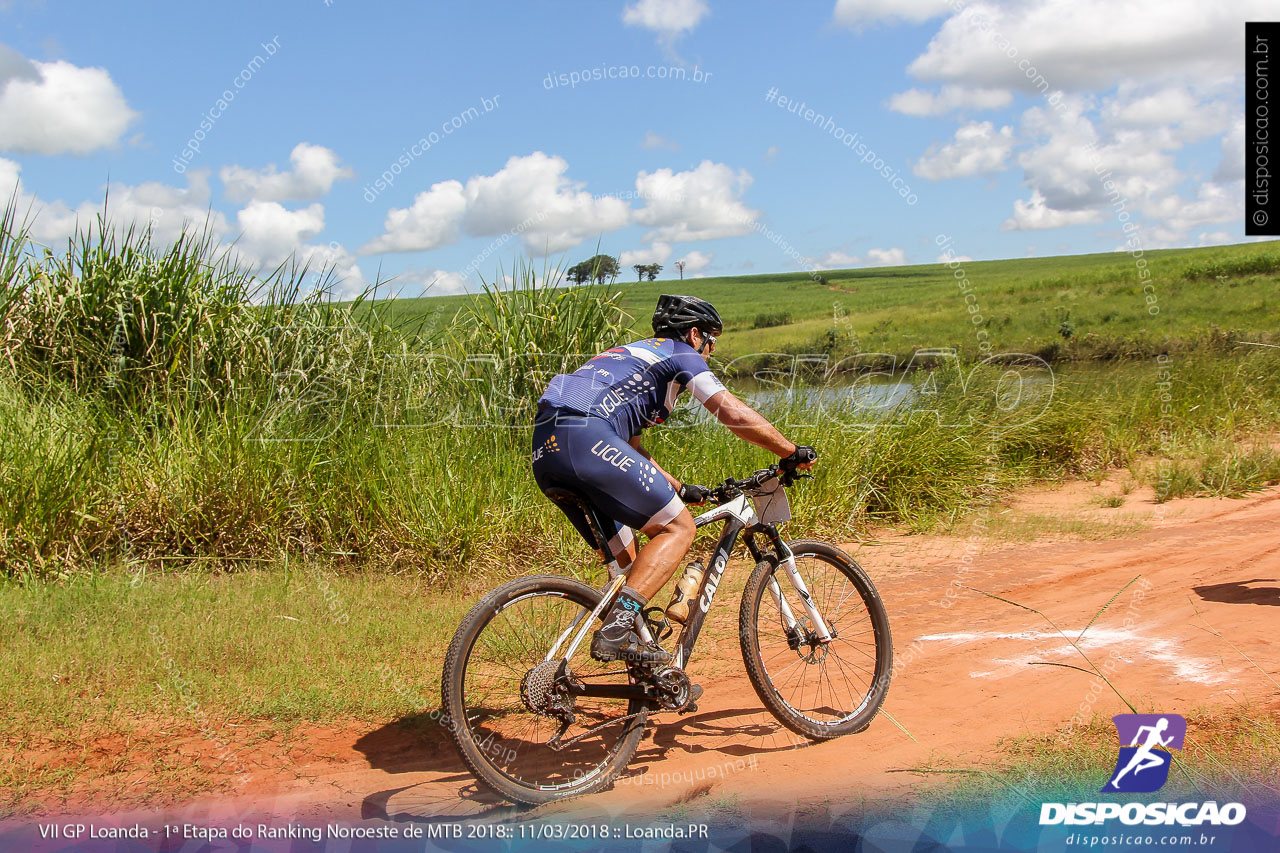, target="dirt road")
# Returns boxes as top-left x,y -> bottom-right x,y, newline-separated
20,482 -> 1280,826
